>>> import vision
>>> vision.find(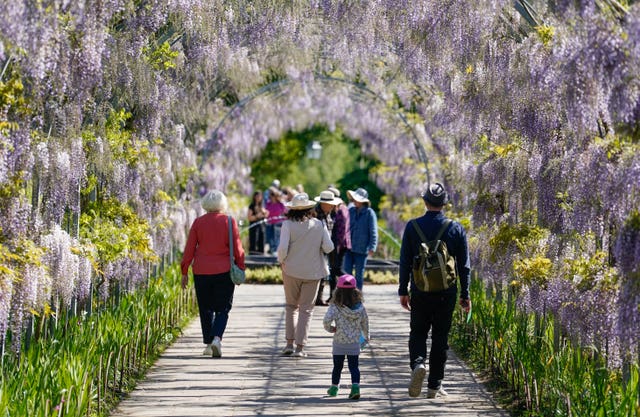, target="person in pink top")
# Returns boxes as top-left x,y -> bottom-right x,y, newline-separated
265,187 -> 287,254
181,190 -> 245,358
